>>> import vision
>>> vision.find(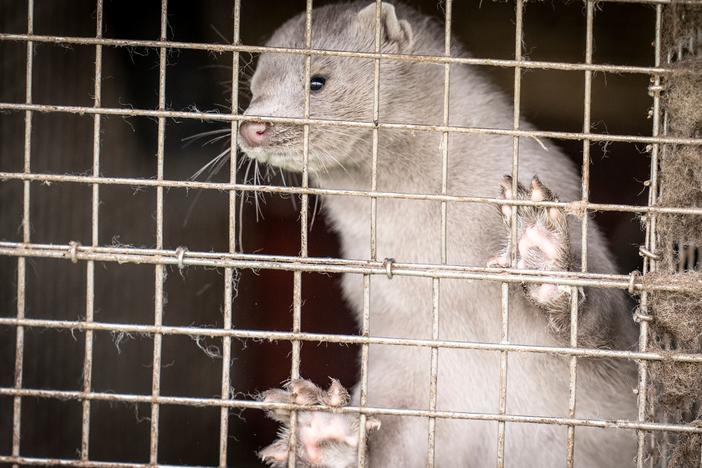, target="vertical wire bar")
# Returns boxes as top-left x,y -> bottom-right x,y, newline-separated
580,1 -> 594,273
440,0 -> 452,265
219,2 -> 241,466
149,1 -> 169,463
509,0 -> 524,263
567,2 -> 595,464
80,0 -> 104,460
357,273 -> 371,467
636,5 -> 663,467
369,2 -> 381,262
12,1 -> 34,463
496,281 -> 509,468
498,1 -> 523,466
288,2 -> 313,466
427,278 -> 441,468
427,1 -> 453,466
358,1 -> 384,465
566,287 -> 580,467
